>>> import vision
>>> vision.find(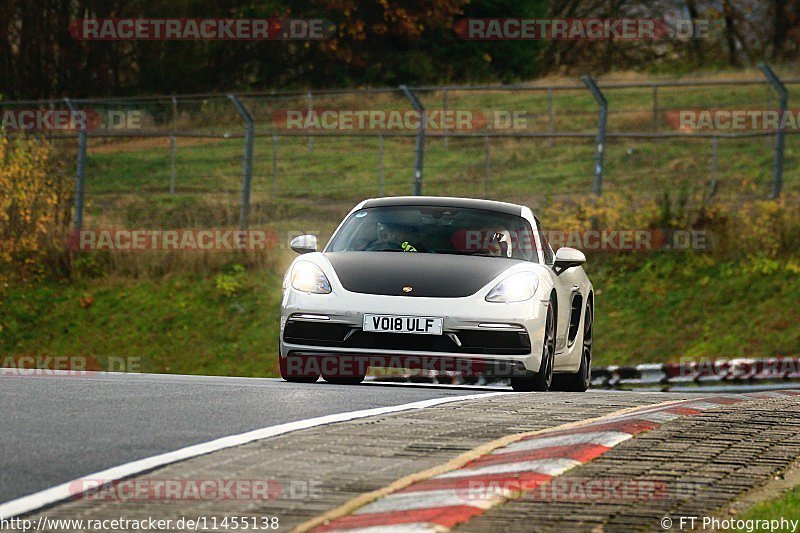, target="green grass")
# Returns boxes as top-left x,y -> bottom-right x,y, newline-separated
0,268 -> 284,376
592,255 -> 800,364
78,132 -> 796,240
85,134 -> 792,205
77,68 -> 800,229
2,254 -> 798,376
5,68 -> 800,375
733,485 -> 800,532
